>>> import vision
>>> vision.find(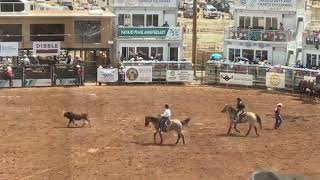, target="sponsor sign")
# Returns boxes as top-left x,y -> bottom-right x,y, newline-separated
24,79 -> 51,87
125,66 -> 152,83
219,73 -> 253,86
236,0 -> 296,11
0,79 -> 22,87
118,27 -> 182,39
266,72 -> 285,88
55,78 -> 77,85
97,68 -> 119,83
114,0 -> 177,7
0,42 -> 19,57
33,41 -> 60,57
166,70 -> 193,82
